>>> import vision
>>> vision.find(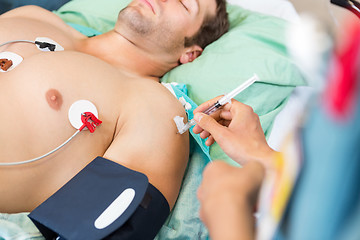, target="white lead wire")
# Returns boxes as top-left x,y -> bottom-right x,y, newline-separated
0,40 -> 35,48
0,130 -> 81,166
